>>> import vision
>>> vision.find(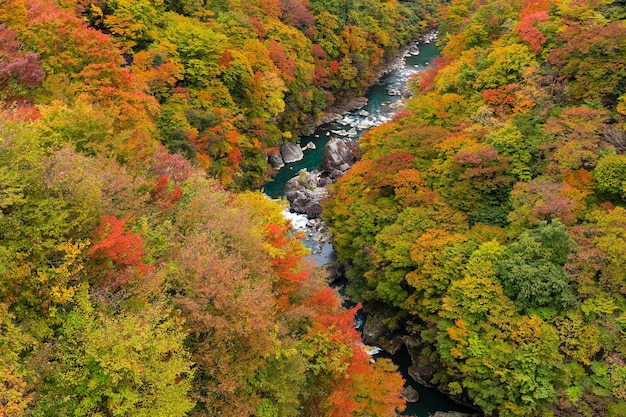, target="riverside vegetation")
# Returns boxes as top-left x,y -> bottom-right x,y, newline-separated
323,0 -> 626,416
3,0 -> 626,417
0,0 -> 442,416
